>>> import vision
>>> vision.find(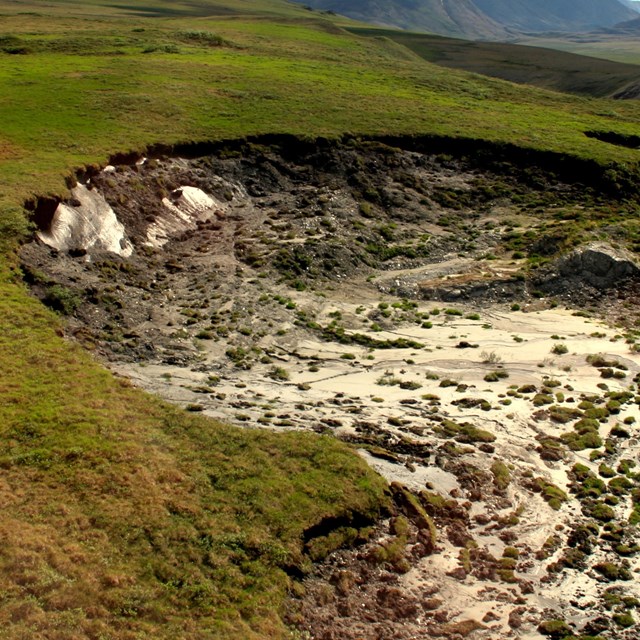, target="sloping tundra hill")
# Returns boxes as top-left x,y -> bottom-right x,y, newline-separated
2,0 -> 640,638
349,27 -> 640,99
